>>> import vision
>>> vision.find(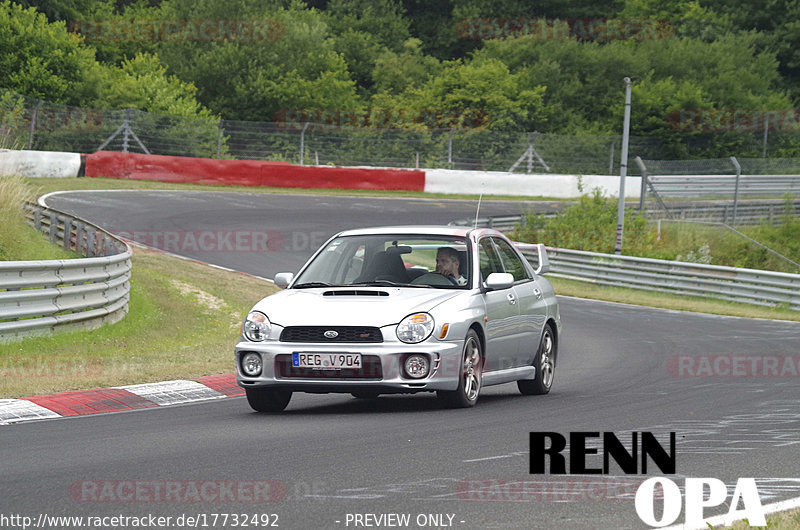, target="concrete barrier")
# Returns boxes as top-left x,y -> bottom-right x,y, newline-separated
0,149 -> 83,178
424,168 -> 642,198
84,151 -> 426,191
